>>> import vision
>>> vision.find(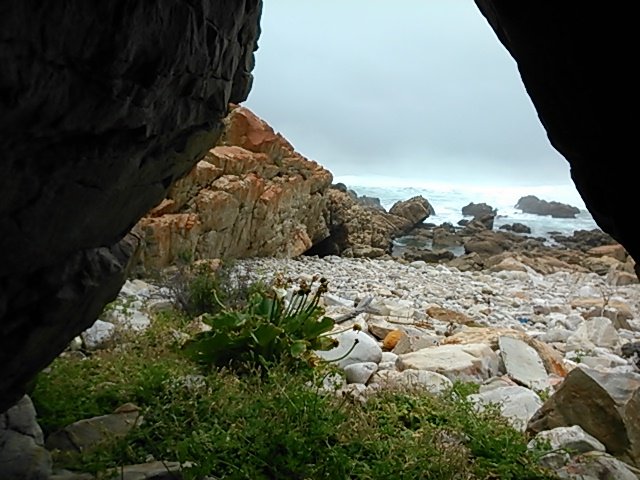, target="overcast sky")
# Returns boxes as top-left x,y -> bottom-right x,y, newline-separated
244,0 -> 574,187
